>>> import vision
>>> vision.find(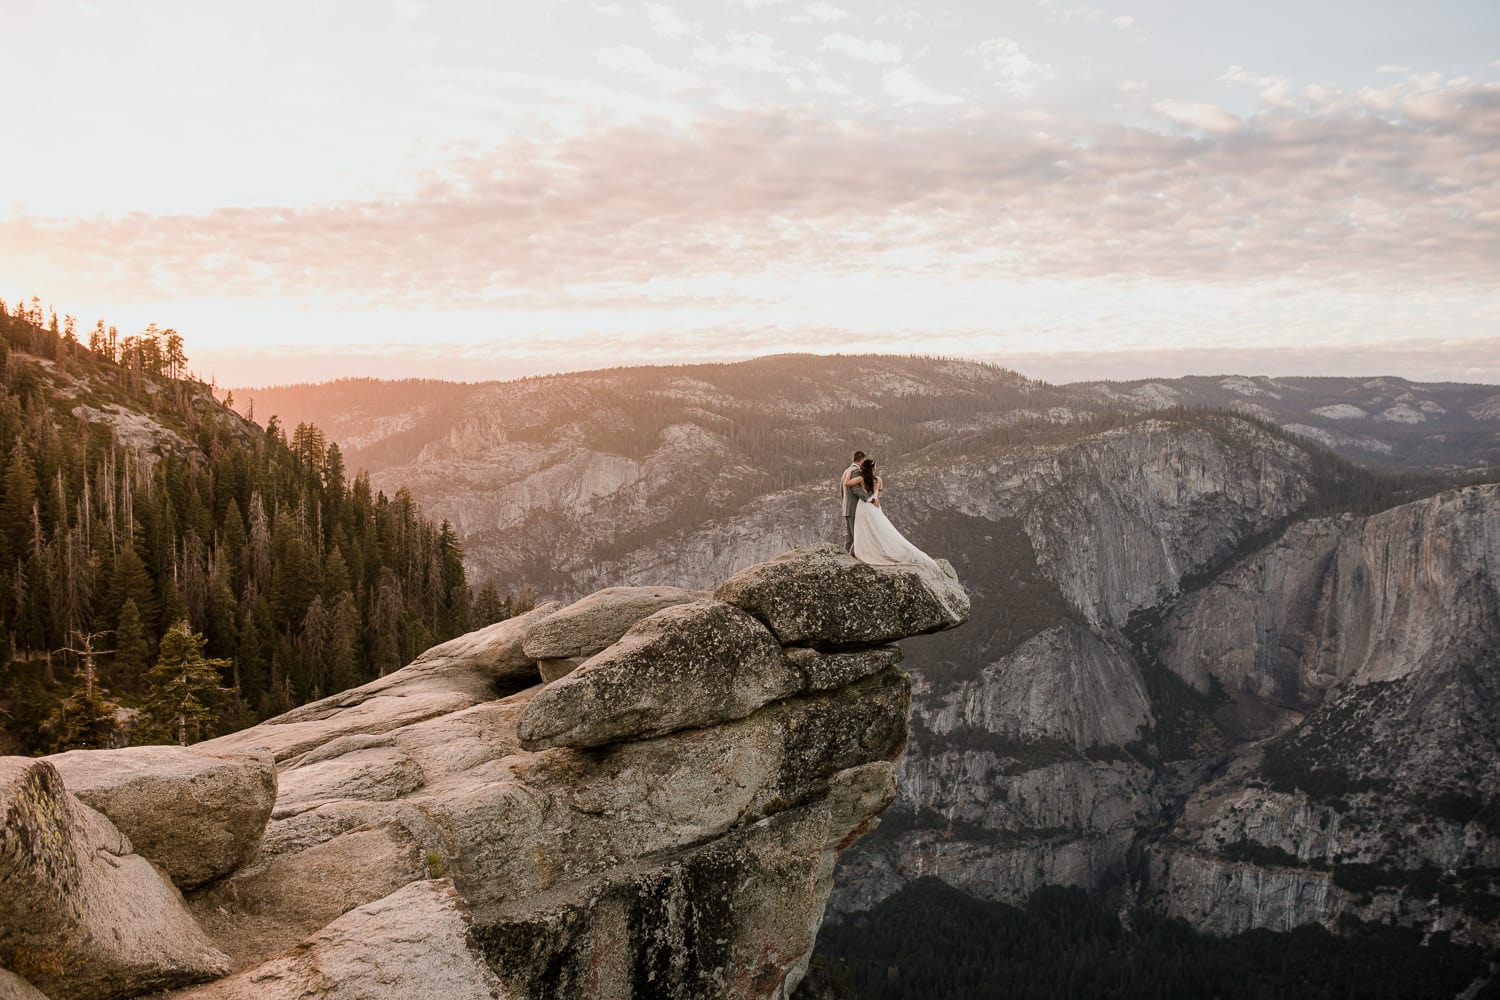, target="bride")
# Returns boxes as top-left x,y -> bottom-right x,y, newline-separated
851,458 -> 942,573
